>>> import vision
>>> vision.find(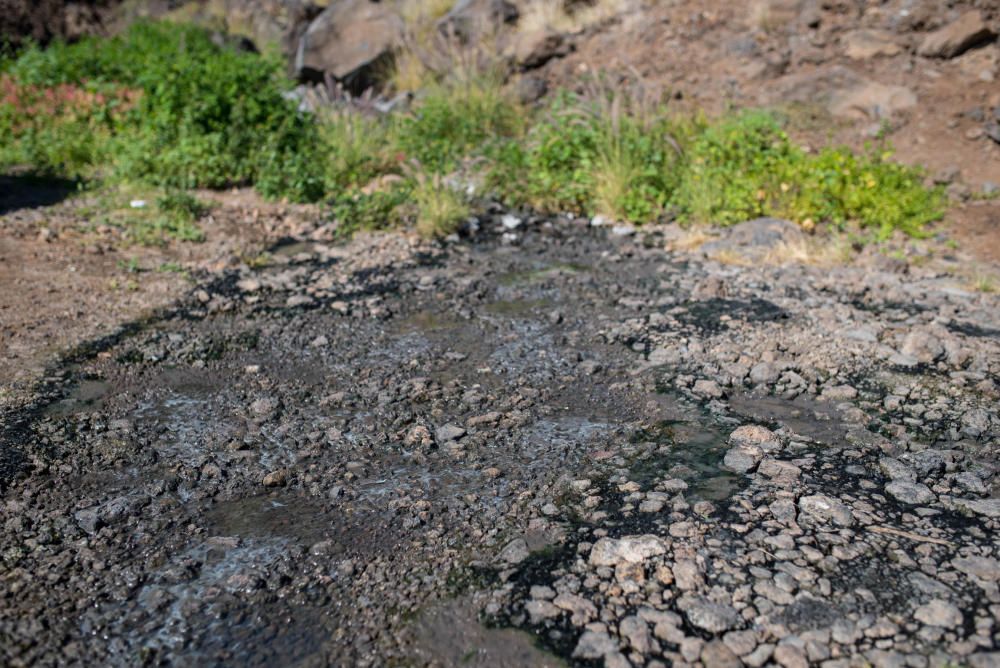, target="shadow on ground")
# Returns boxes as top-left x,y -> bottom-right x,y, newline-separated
0,174 -> 78,214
